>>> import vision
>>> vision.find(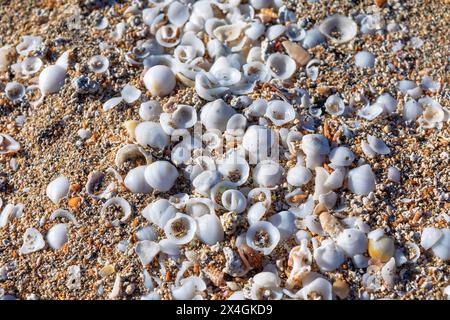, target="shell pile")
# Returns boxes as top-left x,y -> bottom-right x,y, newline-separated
0,0 -> 449,301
